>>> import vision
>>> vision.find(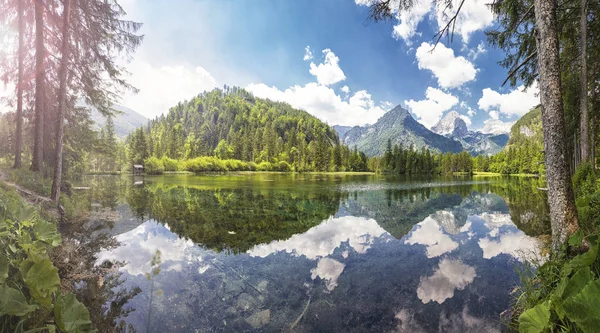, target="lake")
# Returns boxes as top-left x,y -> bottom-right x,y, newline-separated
69,173 -> 550,332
